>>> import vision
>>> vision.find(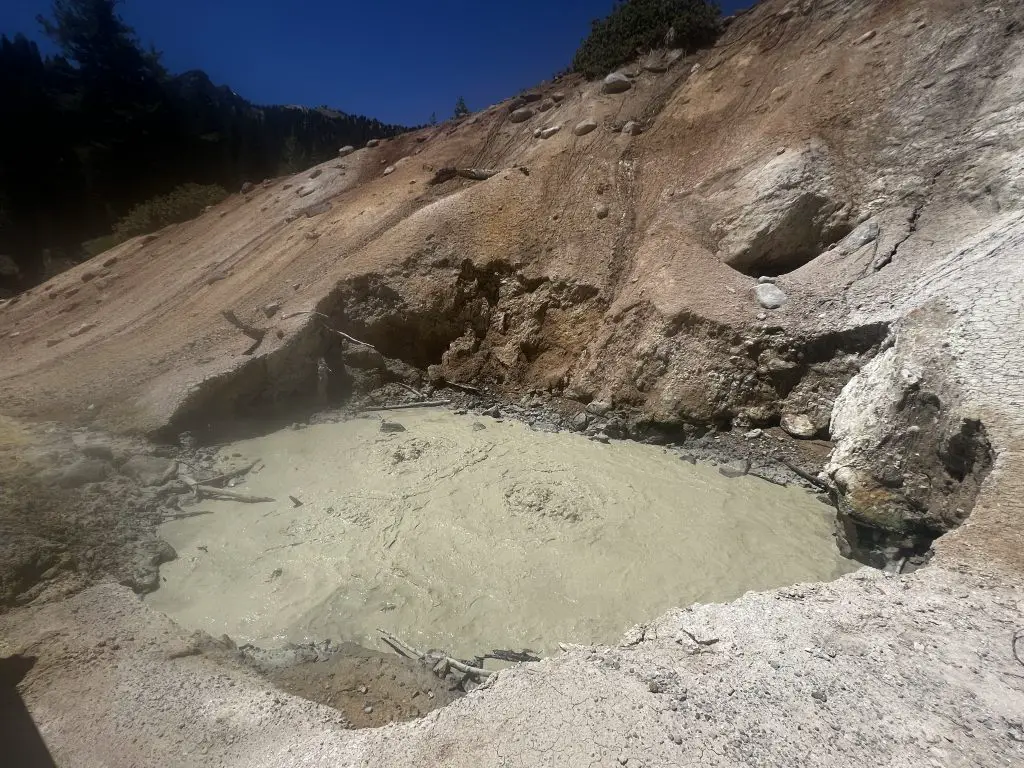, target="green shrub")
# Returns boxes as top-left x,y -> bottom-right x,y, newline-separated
81,233 -> 121,257
573,0 -> 722,79
112,182 -> 228,241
